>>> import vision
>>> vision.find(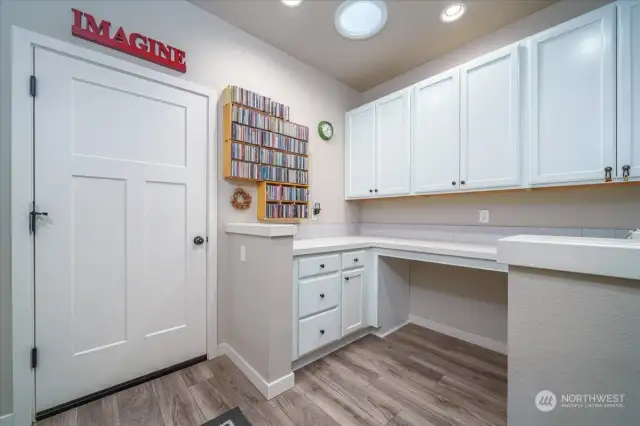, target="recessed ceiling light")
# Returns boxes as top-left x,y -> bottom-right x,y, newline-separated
281,0 -> 303,7
441,3 -> 466,23
335,0 -> 388,40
